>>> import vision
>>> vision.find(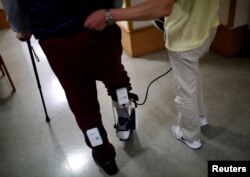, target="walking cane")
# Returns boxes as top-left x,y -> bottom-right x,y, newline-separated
26,40 -> 50,122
